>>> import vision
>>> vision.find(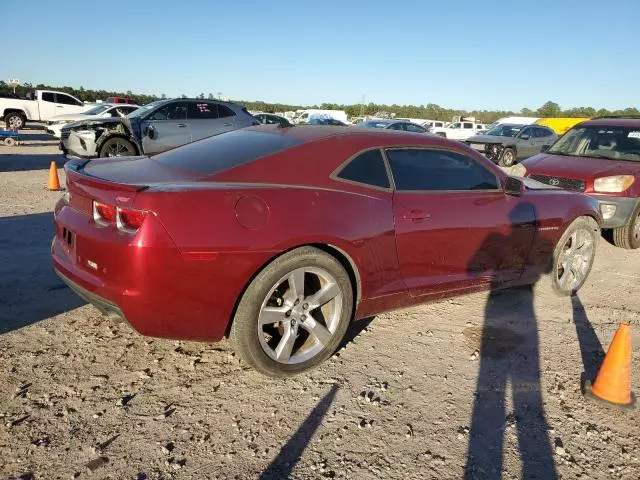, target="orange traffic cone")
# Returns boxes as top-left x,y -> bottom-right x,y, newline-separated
47,161 -> 61,191
584,322 -> 635,408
